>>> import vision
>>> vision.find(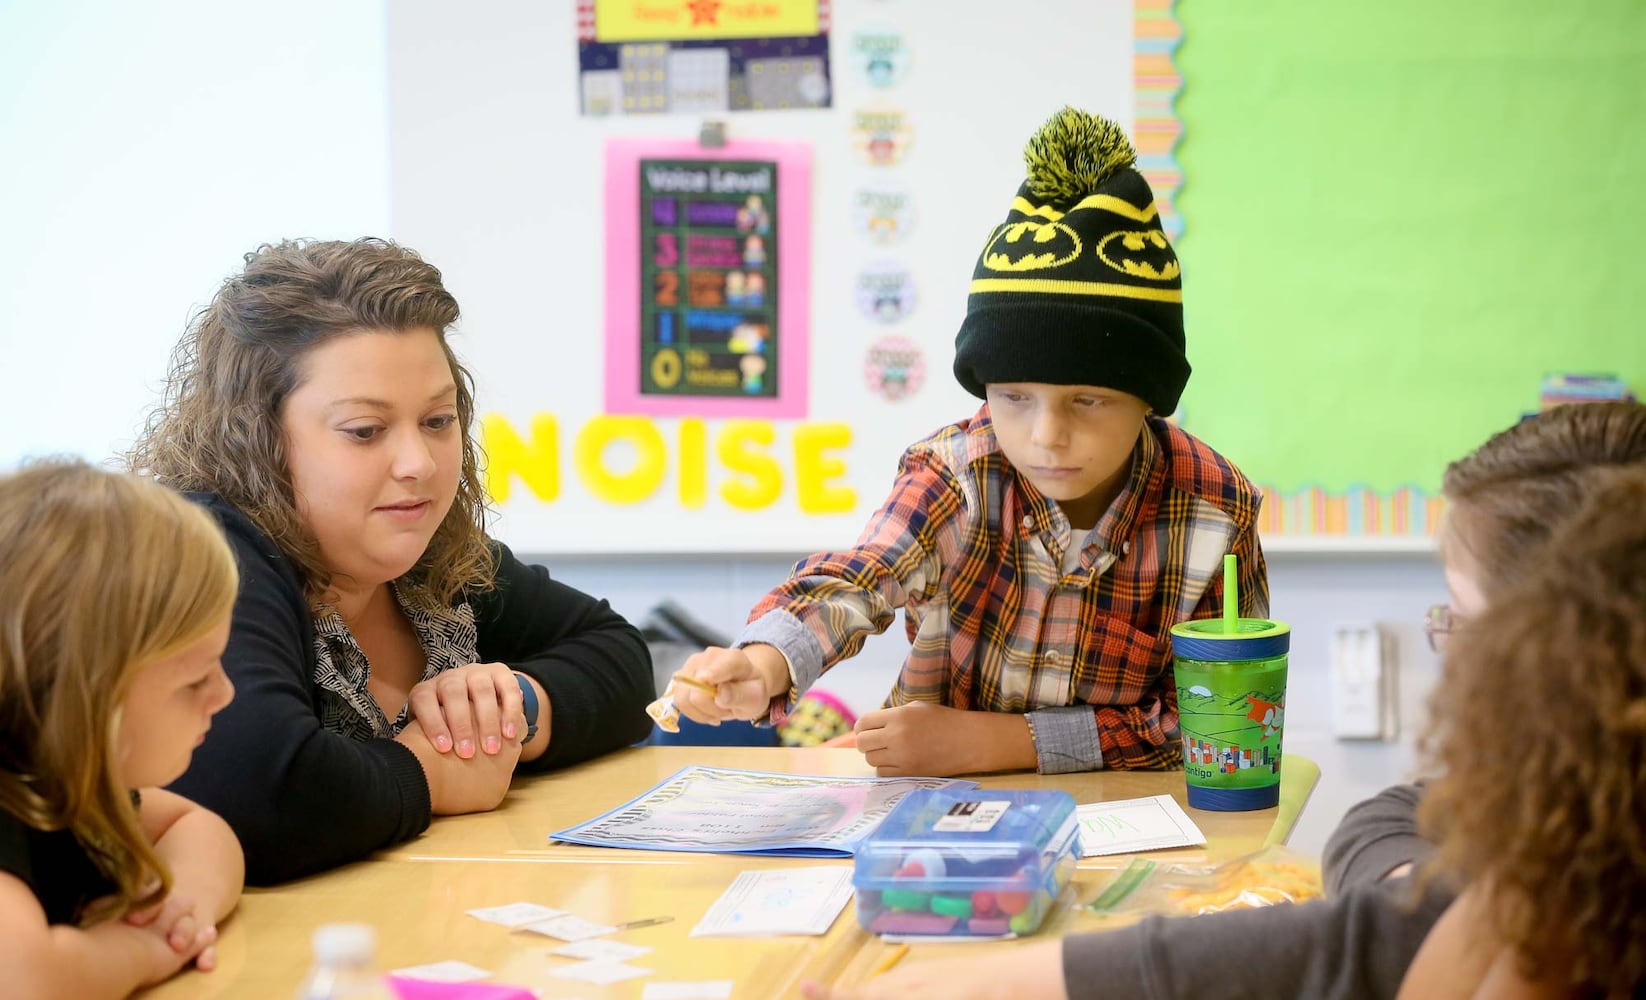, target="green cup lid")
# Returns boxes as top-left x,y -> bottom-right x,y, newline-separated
1170,618 -> 1290,641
